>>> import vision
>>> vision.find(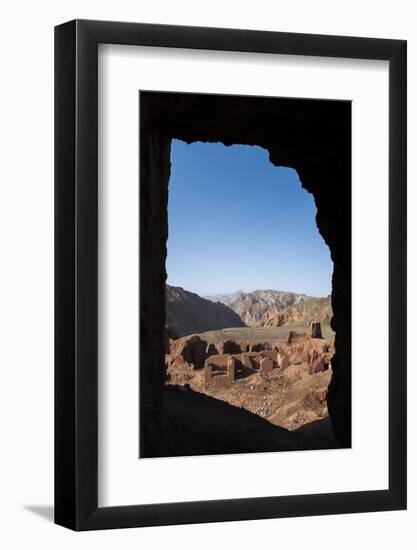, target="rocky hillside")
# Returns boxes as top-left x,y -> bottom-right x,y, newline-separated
263,296 -> 332,328
166,285 -> 246,338
204,290 -> 243,306
228,289 -> 312,326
